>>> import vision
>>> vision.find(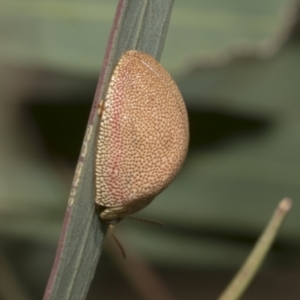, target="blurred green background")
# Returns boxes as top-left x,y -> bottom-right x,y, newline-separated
0,0 -> 300,299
